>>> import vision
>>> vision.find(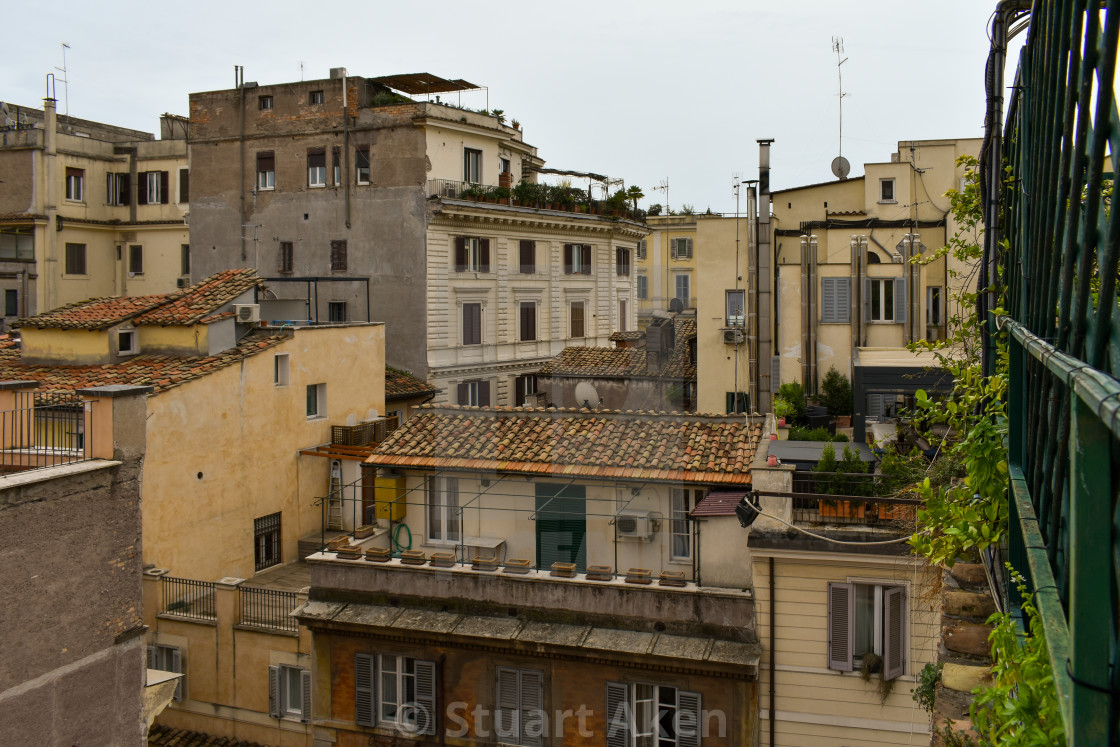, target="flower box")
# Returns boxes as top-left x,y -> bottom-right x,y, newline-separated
472,556 -> 499,572
550,562 -> 577,578
659,571 -> 687,587
400,550 -> 427,565
819,500 -> 867,521
353,524 -> 376,539
503,558 -> 532,574
625,568 -> 653,585
430,552 -> 456,568
364,547 -> 391,562
336,547 -> 362,560
586,565 -> 614,581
